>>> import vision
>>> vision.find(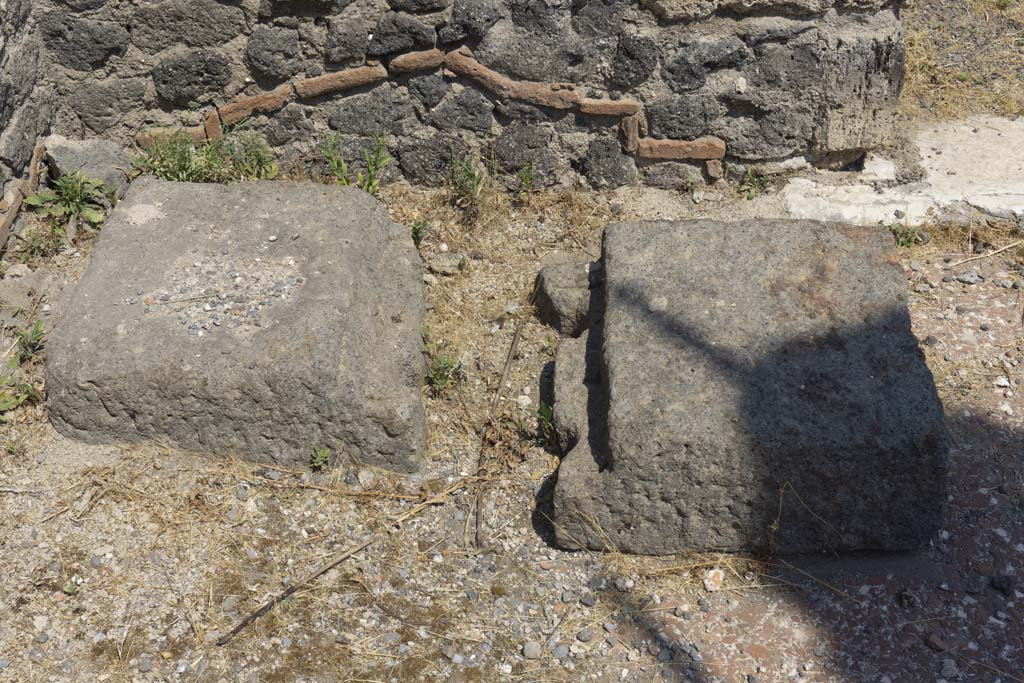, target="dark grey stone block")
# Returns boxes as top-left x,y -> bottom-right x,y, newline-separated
47,178 -> 427,472
554,220 -> 948,555
44,134 -> 132,199
153,50 -> 232,106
